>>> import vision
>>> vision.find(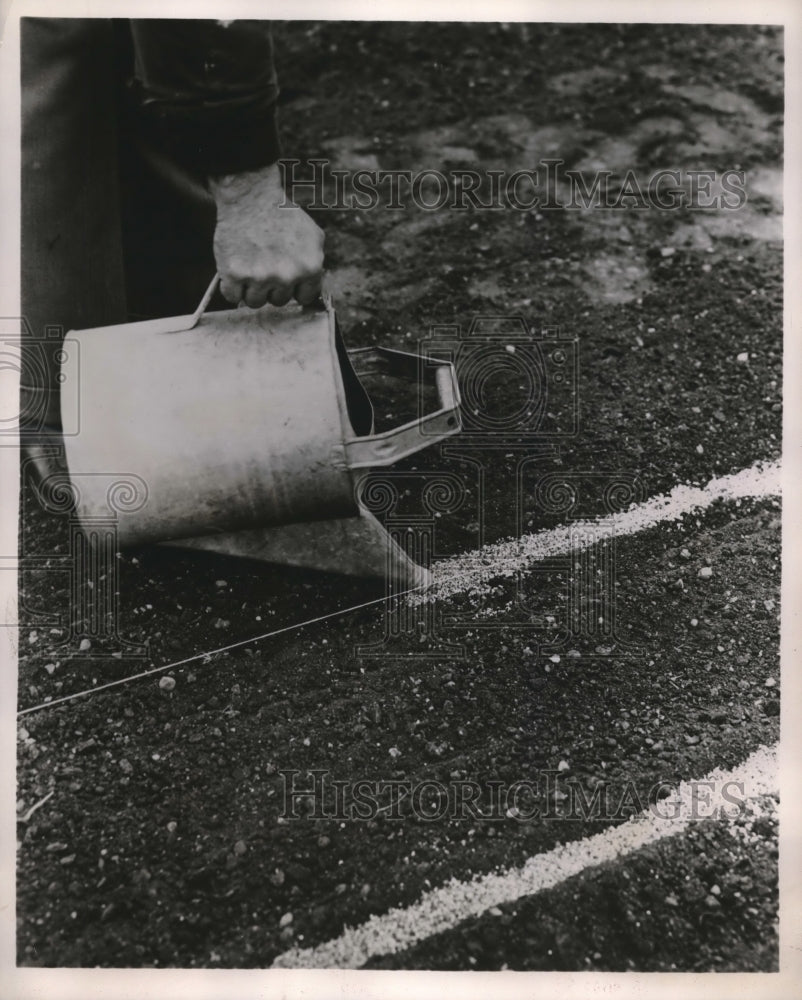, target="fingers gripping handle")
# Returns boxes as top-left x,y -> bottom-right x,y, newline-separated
186,272 -> 329,326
